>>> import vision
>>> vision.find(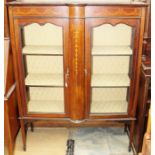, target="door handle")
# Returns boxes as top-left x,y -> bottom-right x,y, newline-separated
65,68 -> 69,88
84,69 -> 87,75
